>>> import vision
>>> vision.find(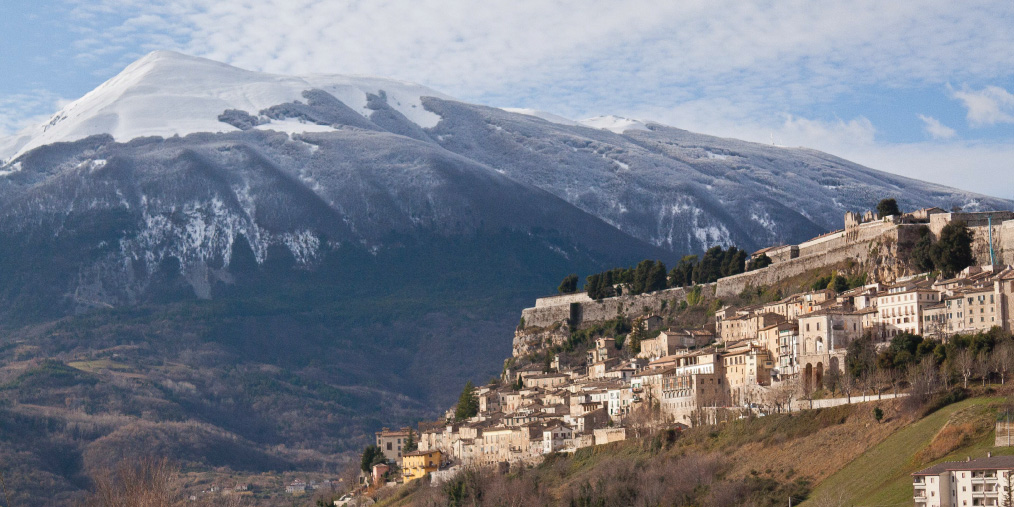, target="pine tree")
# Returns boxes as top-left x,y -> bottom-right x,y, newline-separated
454,381 -> 479,421
403,428 -> 417,453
